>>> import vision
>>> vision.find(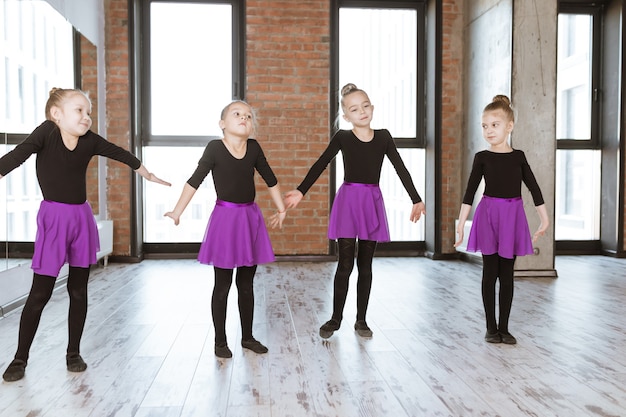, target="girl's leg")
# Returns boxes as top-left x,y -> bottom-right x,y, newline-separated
355,239 -> 377,322
319,238 -> 356,338
497,255 -> 516,343
235,265 -> 267,353
235,265 -> 257,341
212,267 -> 234,346
67,267 -> 89,355
3,273 -> 55,381
331,238 -> 357,322
481,254 -> 500,336
66,266 -> 90,372
15,273 -> 56,362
